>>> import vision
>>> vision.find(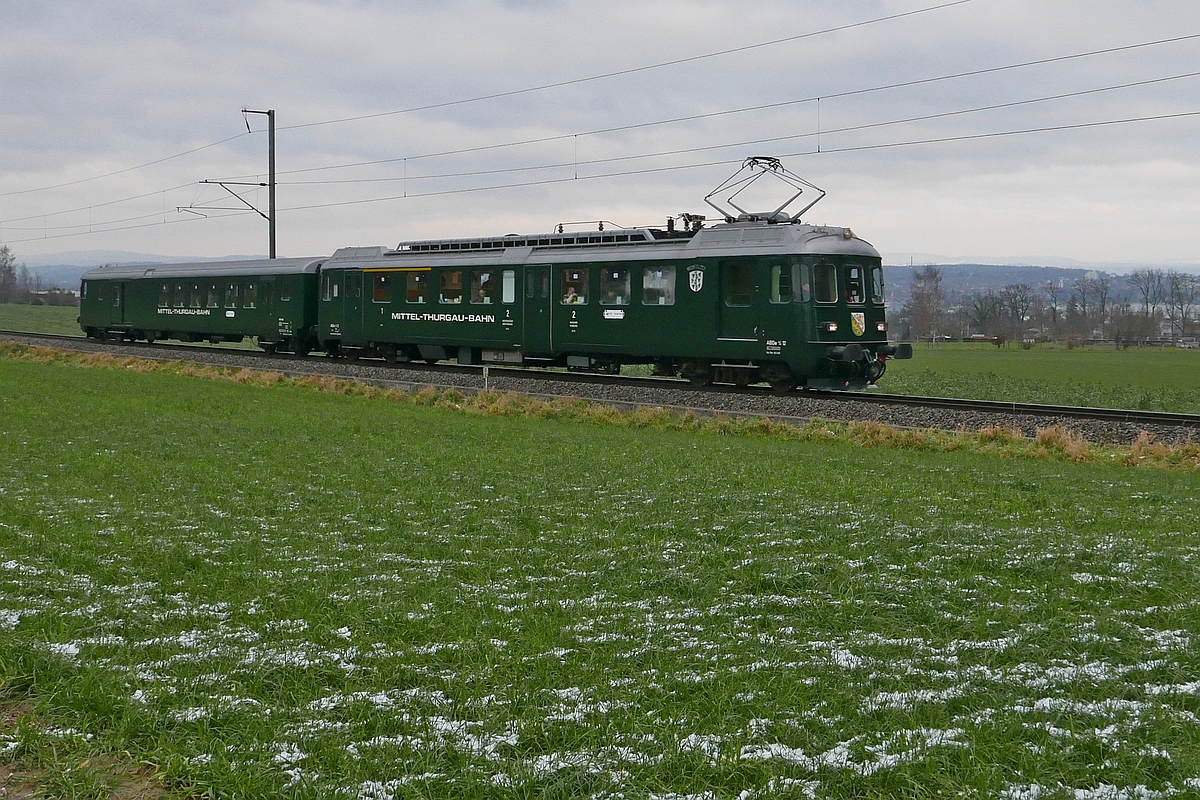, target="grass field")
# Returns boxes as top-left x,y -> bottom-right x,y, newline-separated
0,303 -> 82,336
2,358 -> 1199,798
885,342 -> 1200,413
